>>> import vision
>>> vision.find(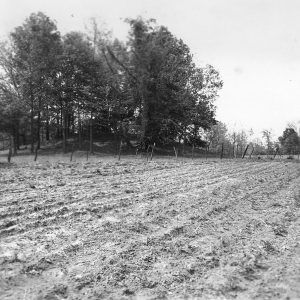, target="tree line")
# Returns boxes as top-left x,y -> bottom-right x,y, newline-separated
206,122 -> 300,158
0,12 -> 223,155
